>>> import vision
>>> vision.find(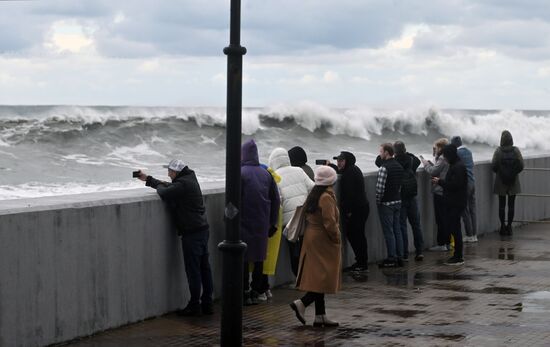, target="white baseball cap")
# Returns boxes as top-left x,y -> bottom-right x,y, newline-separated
163,159 -> 186,172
